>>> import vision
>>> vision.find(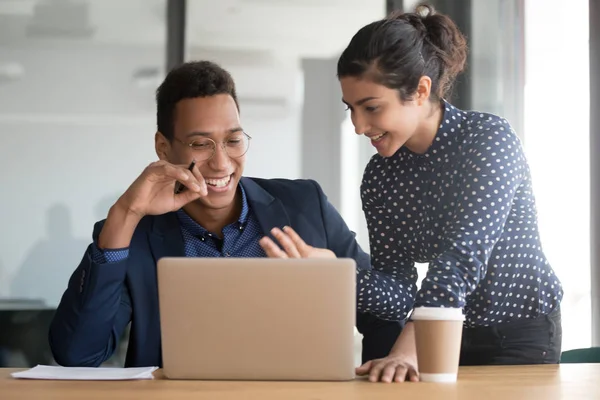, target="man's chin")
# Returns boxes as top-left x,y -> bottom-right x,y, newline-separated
192,194 -> 235,210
